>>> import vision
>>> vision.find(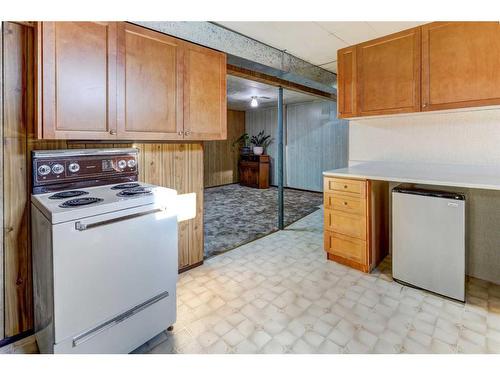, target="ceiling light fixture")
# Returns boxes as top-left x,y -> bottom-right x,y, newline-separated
250,96 -> 259,108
